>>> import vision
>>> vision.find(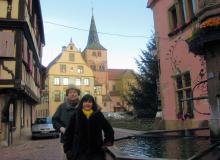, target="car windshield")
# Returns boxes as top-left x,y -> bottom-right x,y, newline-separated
35,117 -> 52,124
